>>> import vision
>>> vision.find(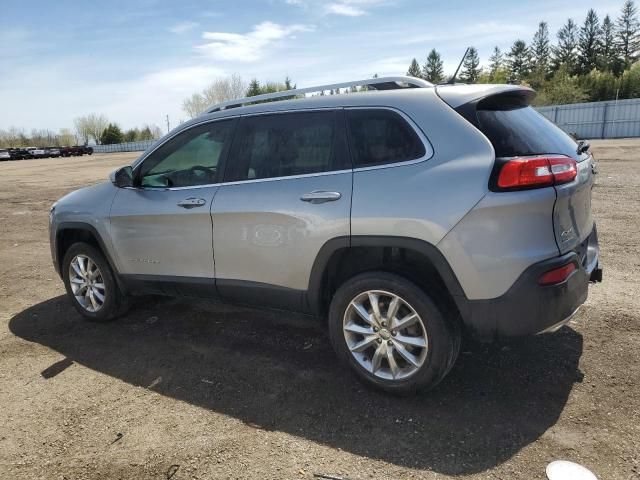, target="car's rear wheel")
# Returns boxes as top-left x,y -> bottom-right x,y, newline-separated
62,242 -> 129,321
328,271 -> 460,394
